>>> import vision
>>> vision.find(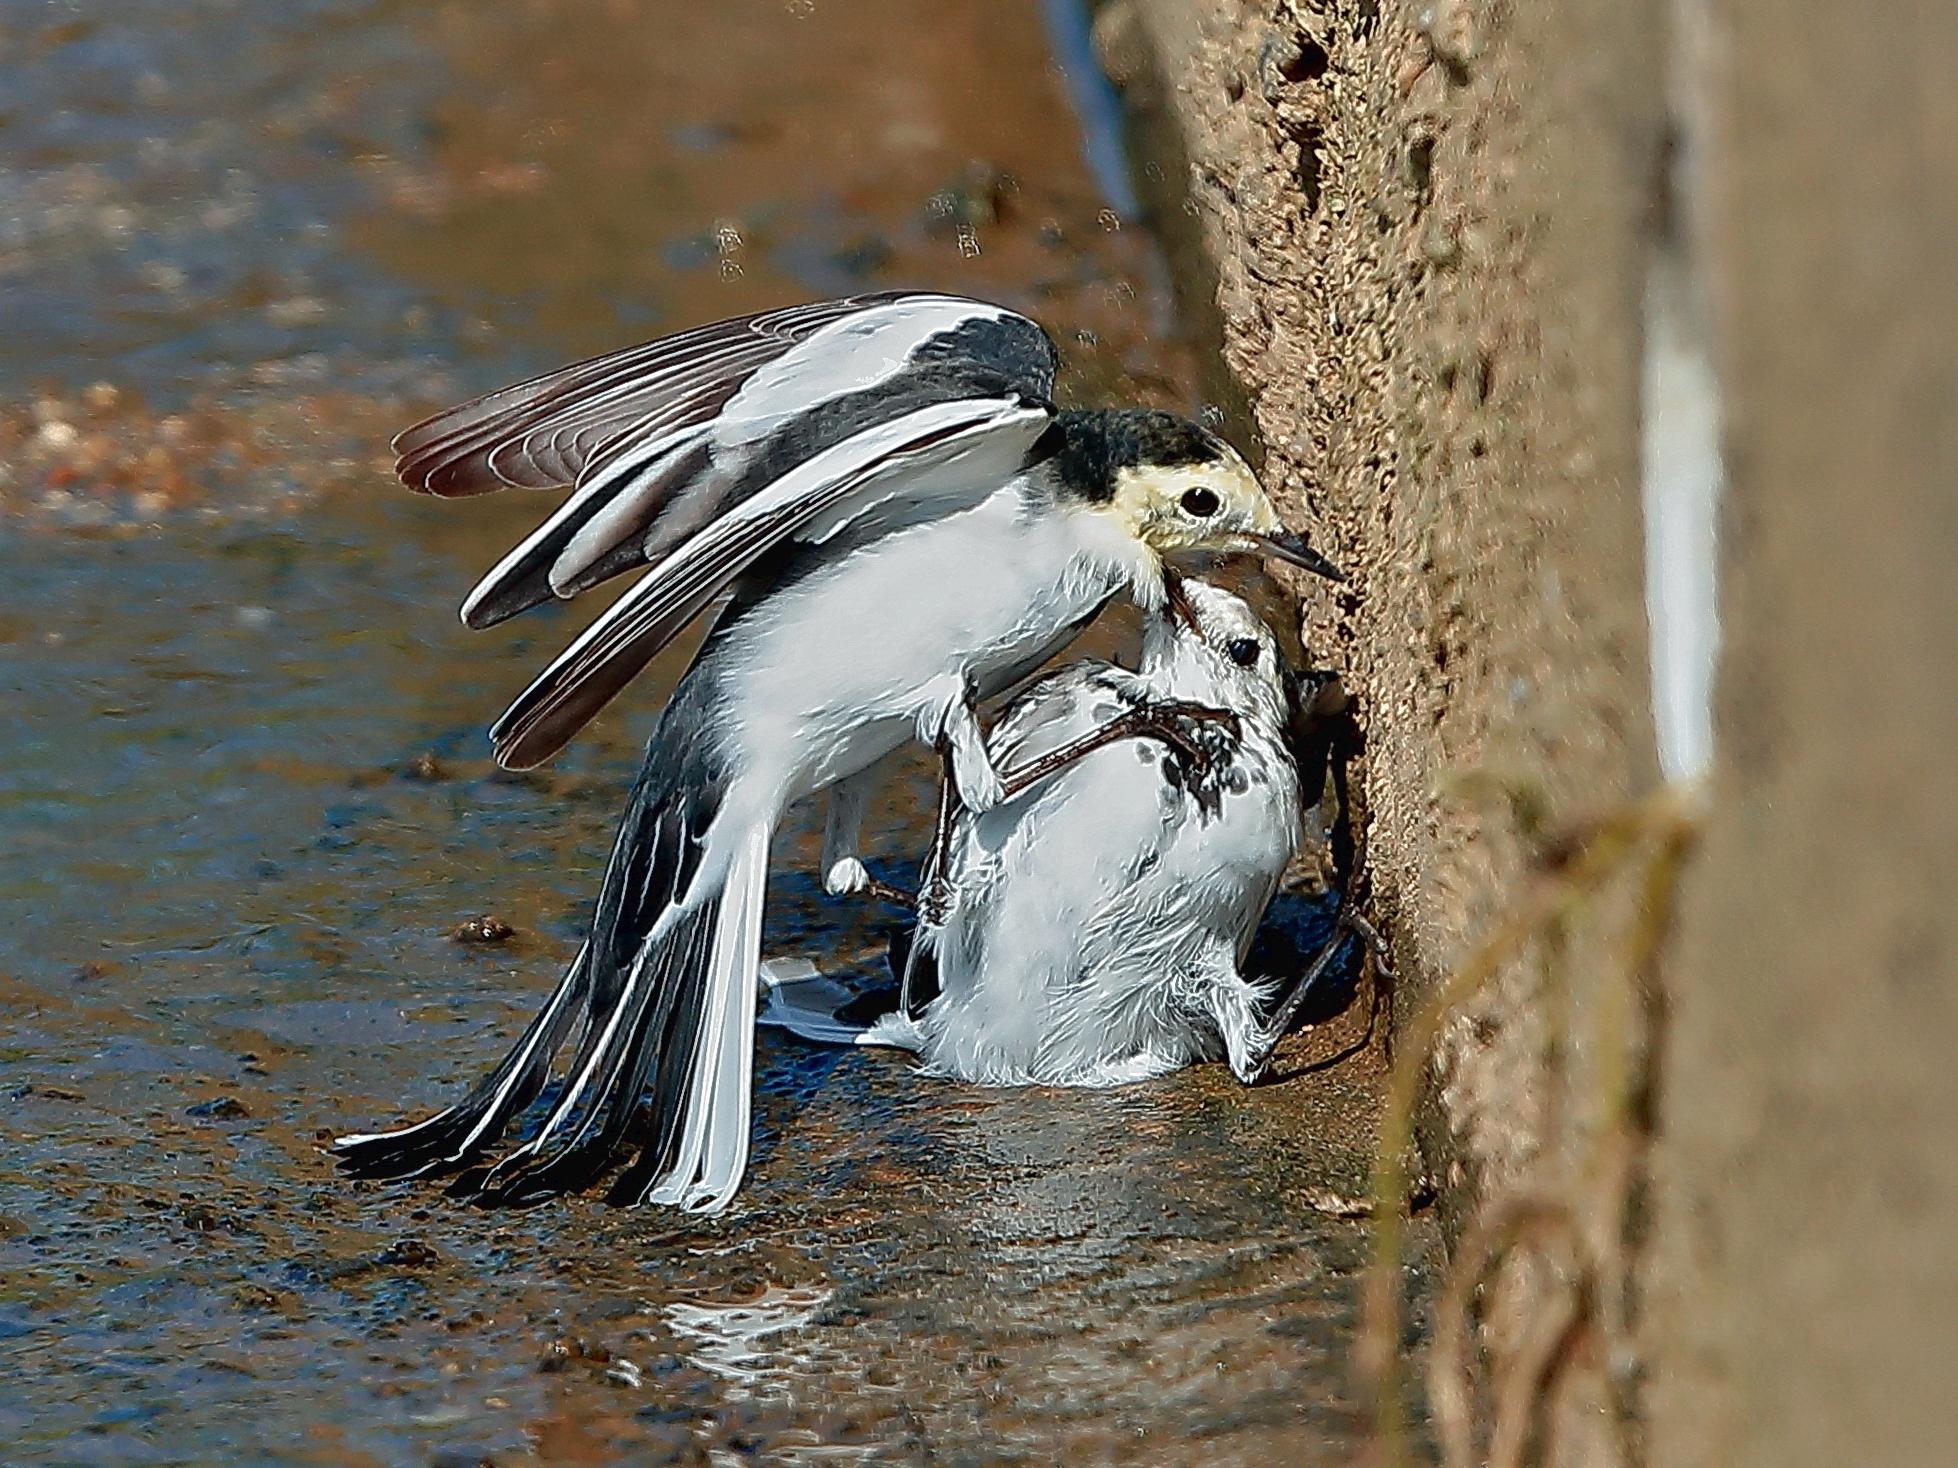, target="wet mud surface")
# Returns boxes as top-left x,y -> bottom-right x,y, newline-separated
1,2 -> 1432,1461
